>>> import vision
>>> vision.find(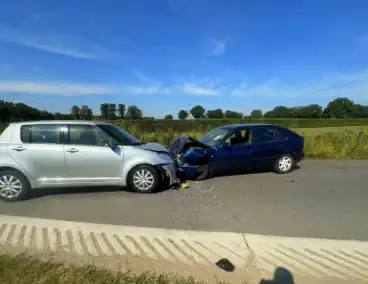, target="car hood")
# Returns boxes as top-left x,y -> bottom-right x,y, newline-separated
135,142 -> 169,153
168,136 -> 210,155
